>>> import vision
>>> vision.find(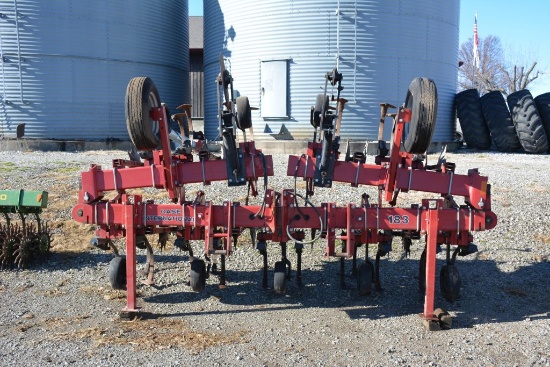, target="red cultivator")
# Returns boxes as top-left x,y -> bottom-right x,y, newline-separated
72,63 -> 496,330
